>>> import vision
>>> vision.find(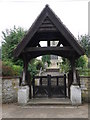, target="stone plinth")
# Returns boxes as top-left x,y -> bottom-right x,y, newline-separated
18,86 -> 29,104
2,77 -> 19,103
70,85 -> 82,105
